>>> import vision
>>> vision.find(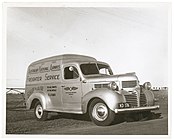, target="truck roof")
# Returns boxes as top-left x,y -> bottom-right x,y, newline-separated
30,54 -> 97,66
